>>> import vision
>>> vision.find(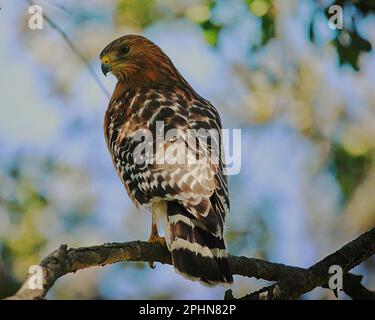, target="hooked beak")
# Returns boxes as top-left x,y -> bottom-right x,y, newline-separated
101,63 -> 112,76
